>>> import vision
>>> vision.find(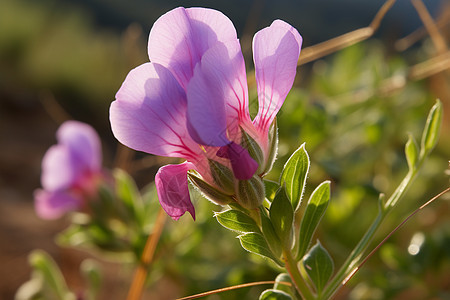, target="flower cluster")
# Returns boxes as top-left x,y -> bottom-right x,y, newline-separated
110,7 -> 302,220
34,121 -> 104,219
